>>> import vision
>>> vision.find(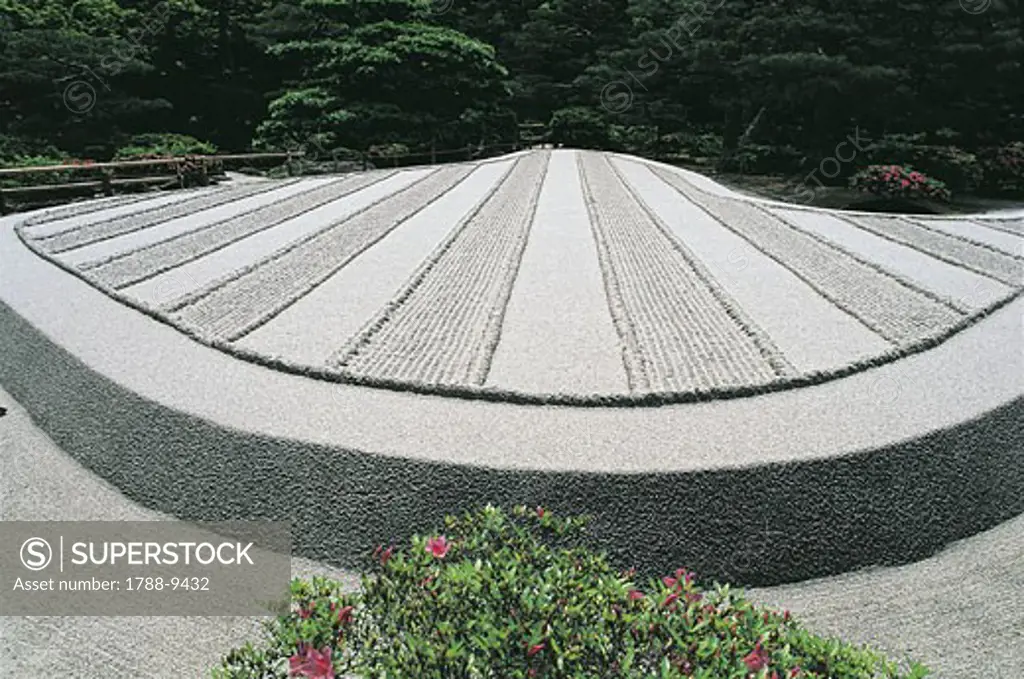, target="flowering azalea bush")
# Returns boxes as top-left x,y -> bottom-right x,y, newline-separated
850,164 -> 952,202
979,142 -> 1024,195
215,505 -> 930,679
